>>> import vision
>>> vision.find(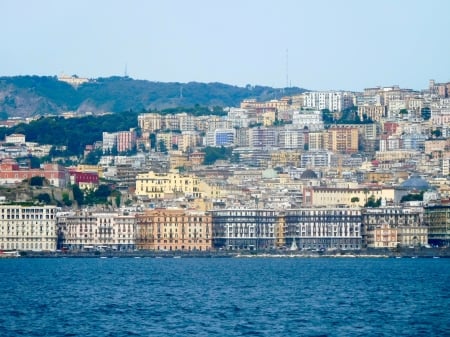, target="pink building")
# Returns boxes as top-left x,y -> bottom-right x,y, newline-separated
117,129 -> 137,153
0,160 -> 69,187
